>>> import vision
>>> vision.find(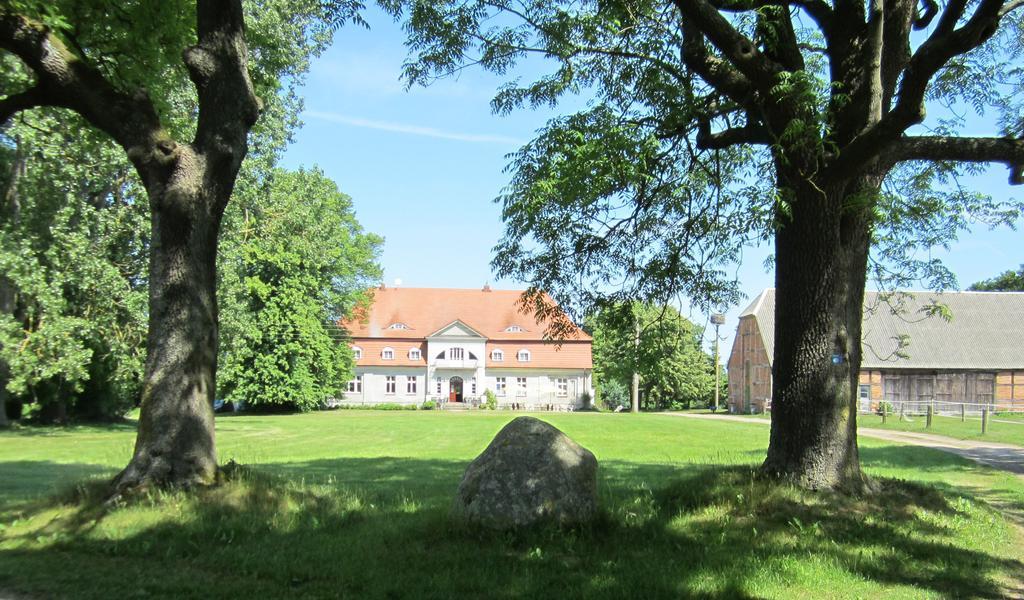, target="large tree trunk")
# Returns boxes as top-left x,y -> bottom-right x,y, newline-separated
762,170 -> 880,491
113,156 -> 226,491
1,2 -> 258,483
